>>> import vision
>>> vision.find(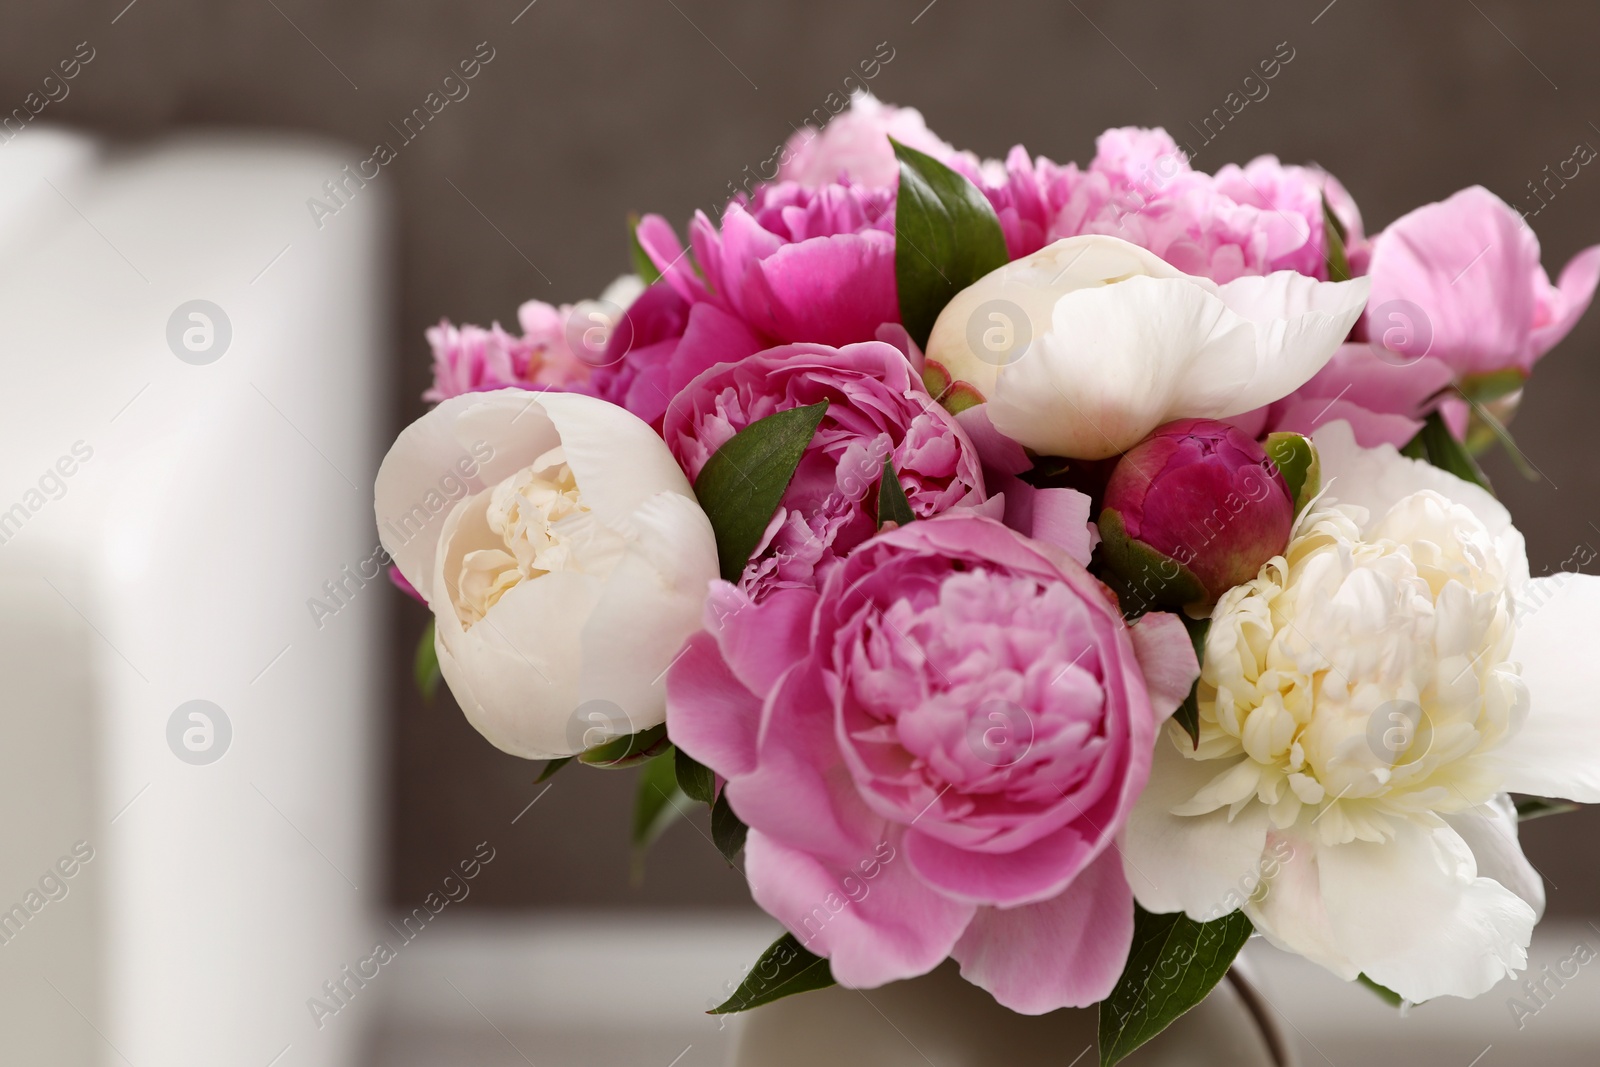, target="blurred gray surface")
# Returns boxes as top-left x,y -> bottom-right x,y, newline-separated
3,0 -> 1597,912
363,915 -> 1600,1066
